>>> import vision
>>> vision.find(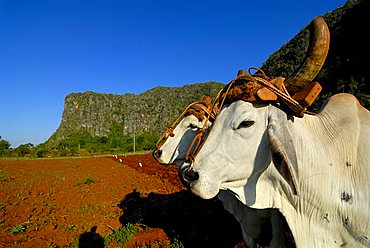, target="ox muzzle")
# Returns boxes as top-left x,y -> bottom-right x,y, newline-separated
152,149 -> 162,160
152,149 -> 171,166
179,162 -> 199,188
